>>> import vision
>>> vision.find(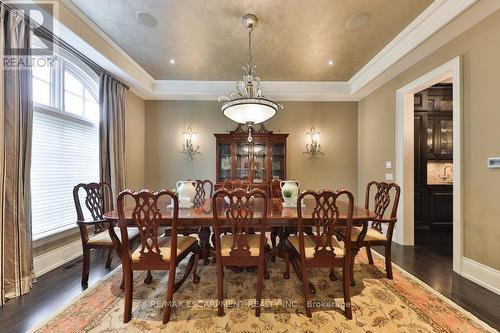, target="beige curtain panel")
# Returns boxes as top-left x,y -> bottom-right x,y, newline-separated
99,74 -> 127,210
0,2 -> 34,306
